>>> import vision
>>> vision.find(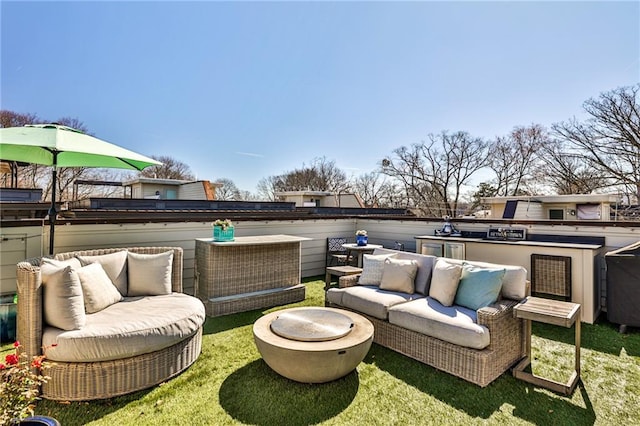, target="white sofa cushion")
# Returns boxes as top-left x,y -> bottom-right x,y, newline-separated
40,262 -> 86,331
429,258 -> 463,306
359,253 -> 397,285
325,287 -> 347,306
443,258 -> 527,300
340,285 -> 425,320
379,258 -> 418,294
388,297 -> 490,350
77,250 -> 128,296
42,293 -> 205,362
76,262 -> 123,314
454,263 -> 505,311
127,251 -> 173,296
373,248 -> 435,295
